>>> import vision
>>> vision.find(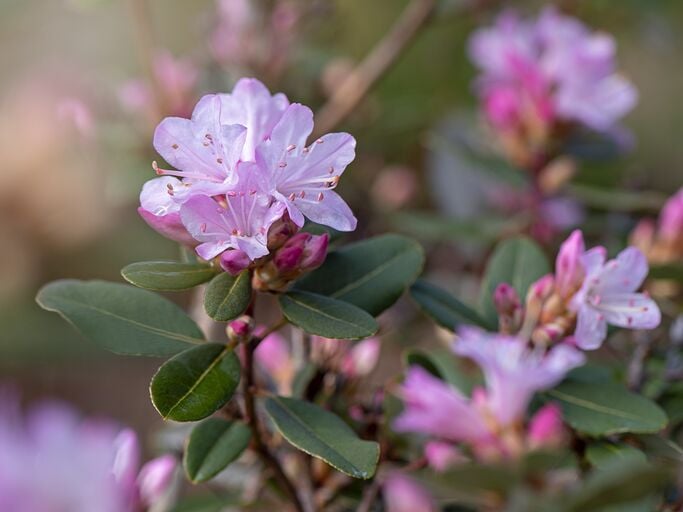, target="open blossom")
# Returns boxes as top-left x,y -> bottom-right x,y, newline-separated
0,396 -> 176,512
394,329 -> 583,461
570,245 -> 661,350
139,78 -> 356,264
469,8 -> 636,144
